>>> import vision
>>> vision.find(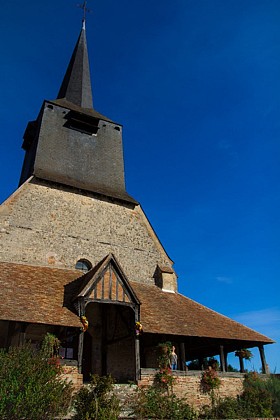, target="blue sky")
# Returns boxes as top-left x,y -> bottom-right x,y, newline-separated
0,0 -> 279,372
